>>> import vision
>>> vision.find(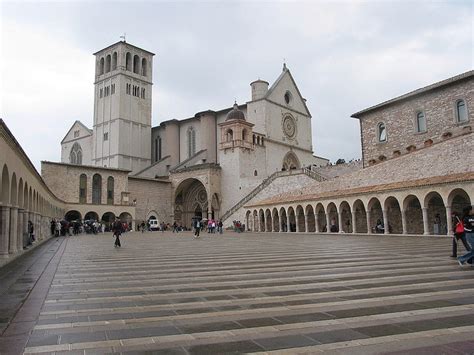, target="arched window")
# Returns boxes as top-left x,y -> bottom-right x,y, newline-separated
226,129 -> 233,142
107,176 -> 114,205
79,174 -> 87,204
92,174 -> 102,204
125,52 -> 132,71
416,111 -> 426,132
99,57 -> 104,75
141,58 -> 147,76
187,127 -> 196,158
242,129 -> 247,141
257,136 -> 261,145
112,52 -> 117,70
133,55 -> 140,74
69,142 -> 82,165
254,170 -> 258,176
456,99 -> 468,123
105,55 -> 111,73
377,122 -> 387,142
